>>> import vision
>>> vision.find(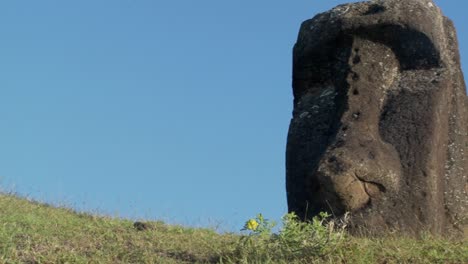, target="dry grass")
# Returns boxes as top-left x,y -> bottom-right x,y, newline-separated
0,193 -> 466,263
